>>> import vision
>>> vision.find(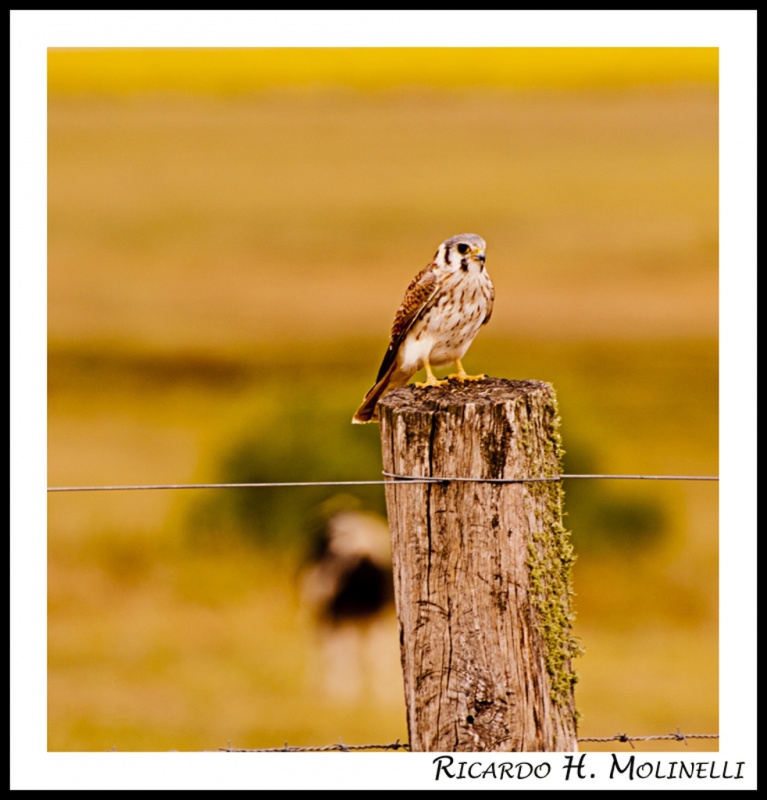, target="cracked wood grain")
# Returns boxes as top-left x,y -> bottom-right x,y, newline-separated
379,378 -> 578,752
